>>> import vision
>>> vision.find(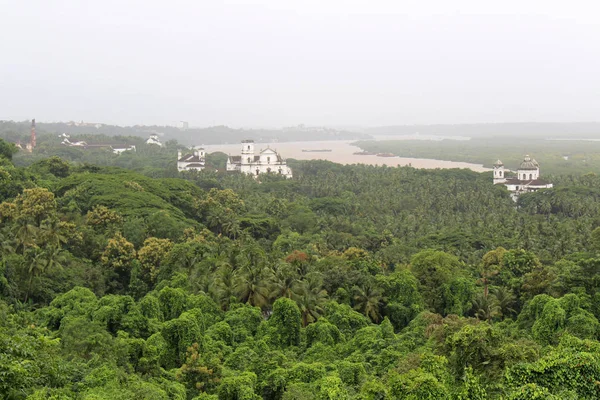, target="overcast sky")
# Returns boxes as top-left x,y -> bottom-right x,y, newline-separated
1,0 -> 599,127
